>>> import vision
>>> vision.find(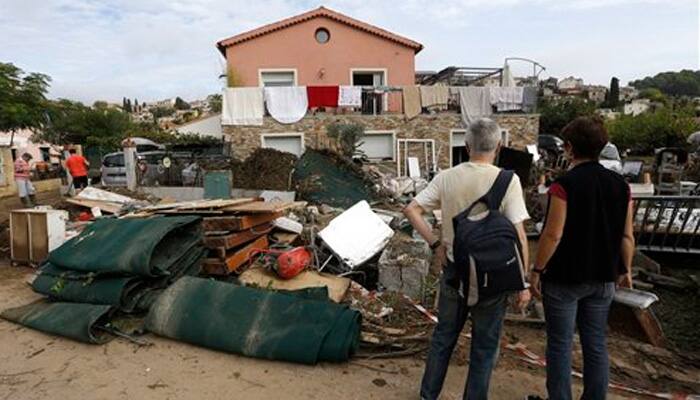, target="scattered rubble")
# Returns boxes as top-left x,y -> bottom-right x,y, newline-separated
378,232 -> 431,299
